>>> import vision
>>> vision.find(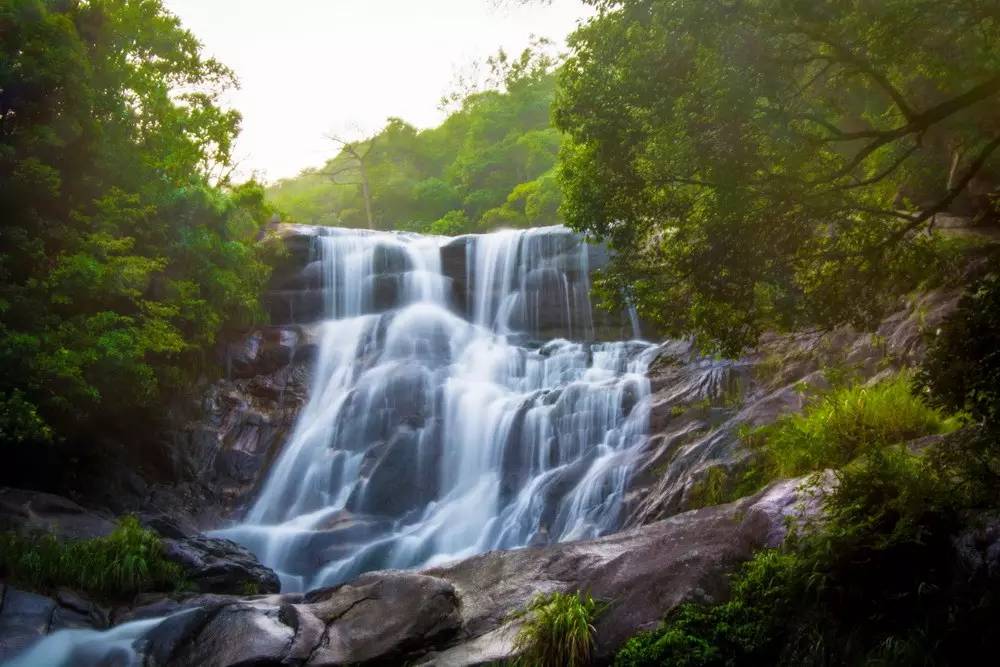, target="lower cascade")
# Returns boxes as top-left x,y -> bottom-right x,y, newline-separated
214,225 -> 657,591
